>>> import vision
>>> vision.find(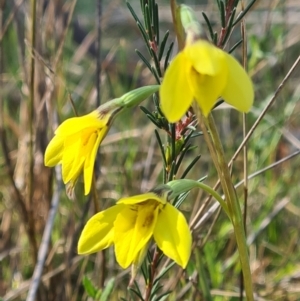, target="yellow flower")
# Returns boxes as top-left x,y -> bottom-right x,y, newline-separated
44,109 -> 112,197
78,192 -> 192,269
160,40 -> 254,122
44,85 -> 160,197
